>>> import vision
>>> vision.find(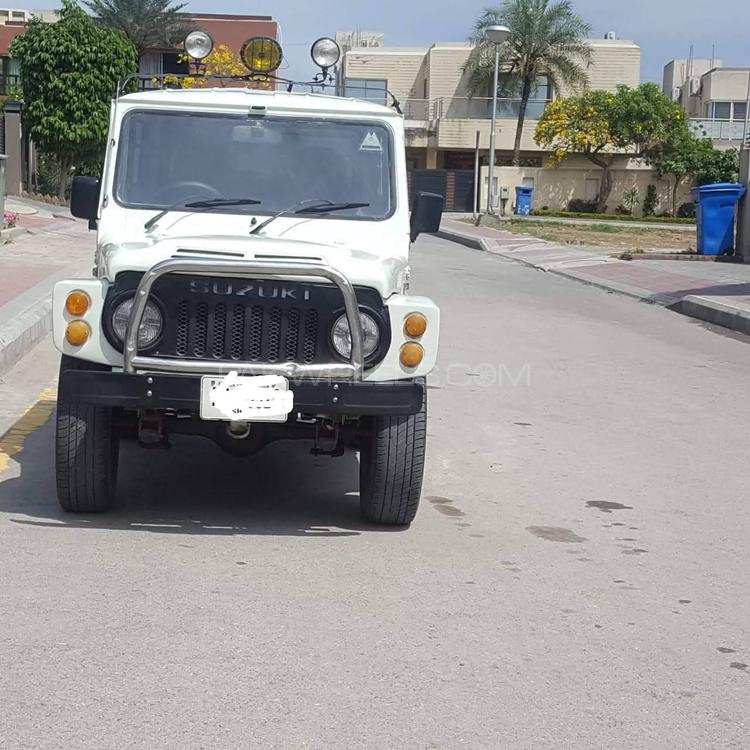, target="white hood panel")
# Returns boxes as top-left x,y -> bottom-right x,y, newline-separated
101,227 -> 407,298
